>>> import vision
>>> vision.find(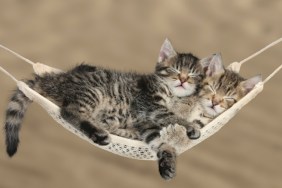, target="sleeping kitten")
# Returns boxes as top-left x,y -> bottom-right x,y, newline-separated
4,39 -> 206,180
